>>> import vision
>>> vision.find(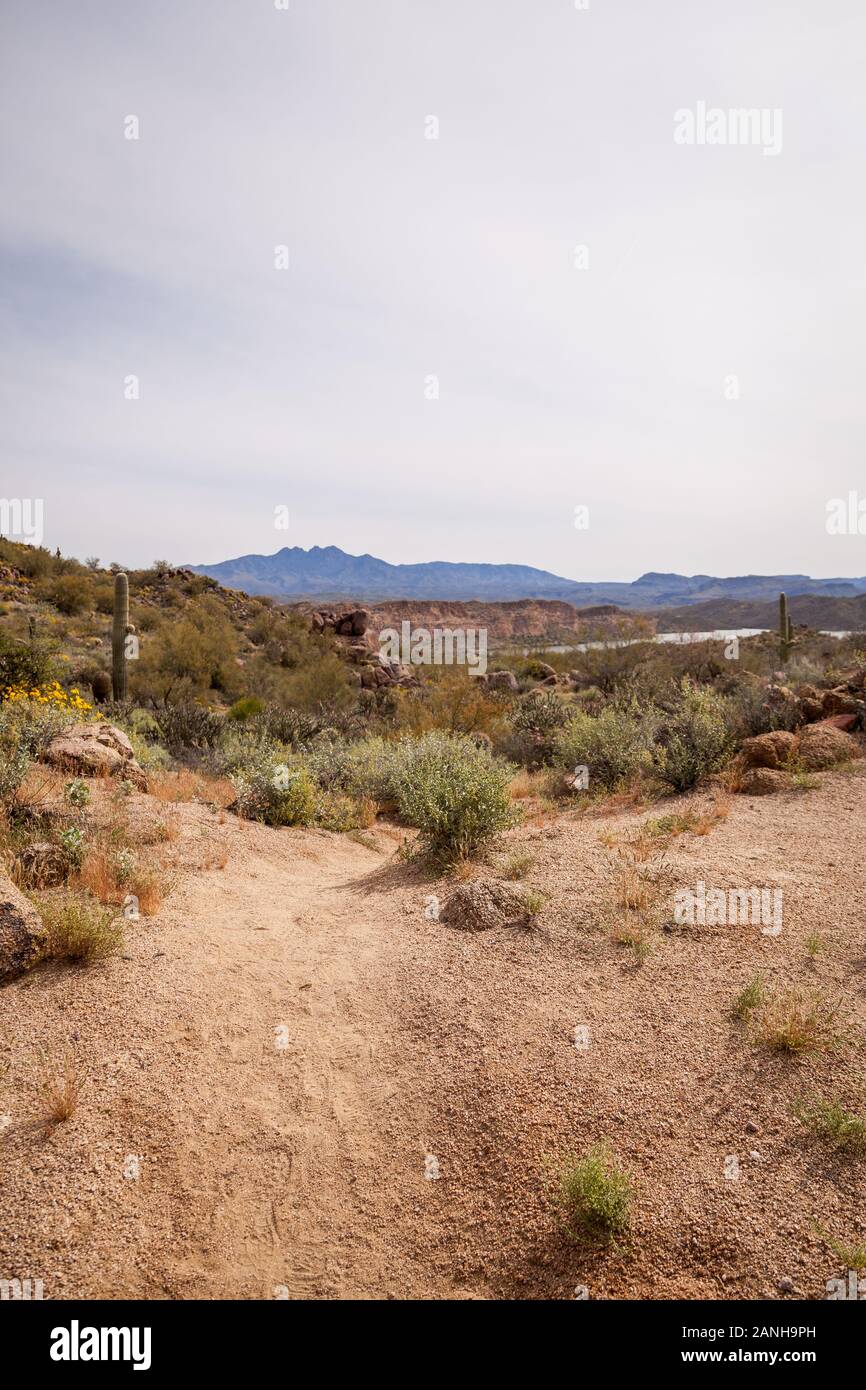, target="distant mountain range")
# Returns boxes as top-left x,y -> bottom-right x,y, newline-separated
188,545 -> 866,610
